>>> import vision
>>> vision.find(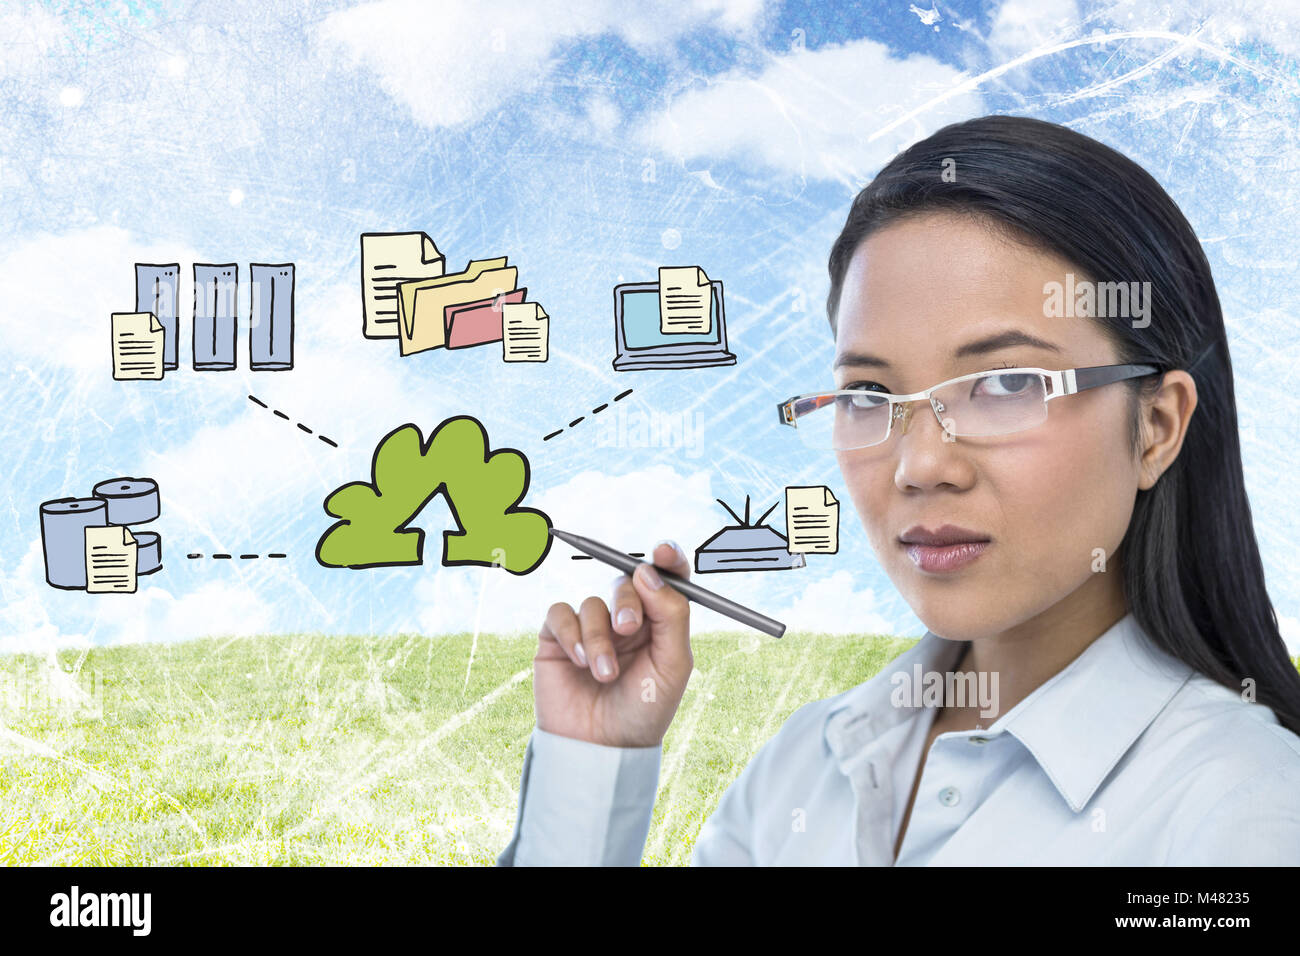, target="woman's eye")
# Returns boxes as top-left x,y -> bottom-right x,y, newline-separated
974,372 -> 1035,397
837,382 -> 890,411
